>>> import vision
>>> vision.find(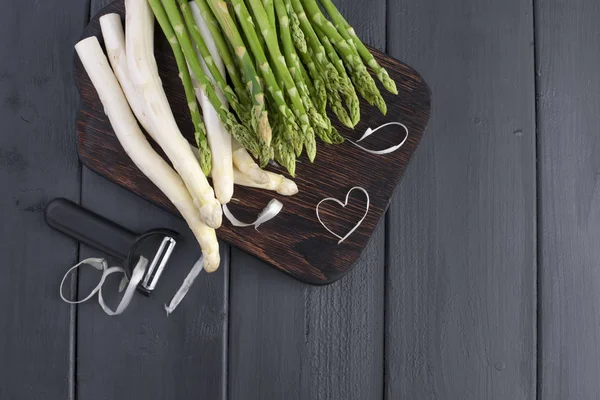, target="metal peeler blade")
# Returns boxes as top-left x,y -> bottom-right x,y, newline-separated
45,198 -> 178,296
